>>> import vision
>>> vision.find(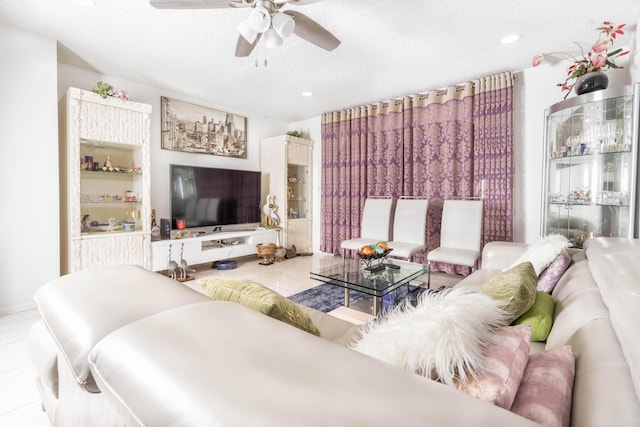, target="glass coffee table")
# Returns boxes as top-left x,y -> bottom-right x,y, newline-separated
310,258 -> 426,316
